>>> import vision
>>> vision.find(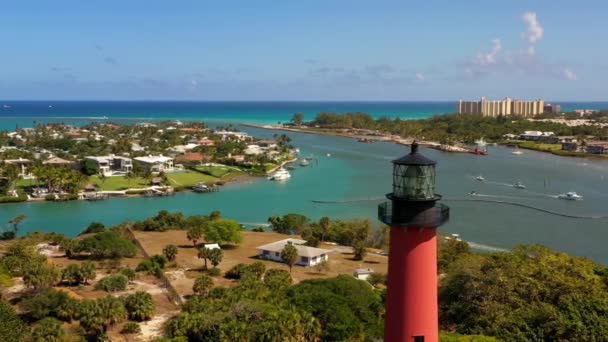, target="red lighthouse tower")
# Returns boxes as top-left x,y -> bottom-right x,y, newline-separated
378,142 -> 449,342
